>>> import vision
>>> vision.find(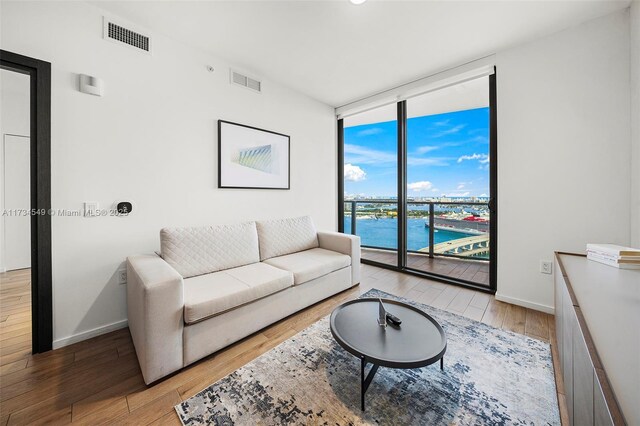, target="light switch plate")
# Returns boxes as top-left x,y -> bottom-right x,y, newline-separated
540,261 -> 552,275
